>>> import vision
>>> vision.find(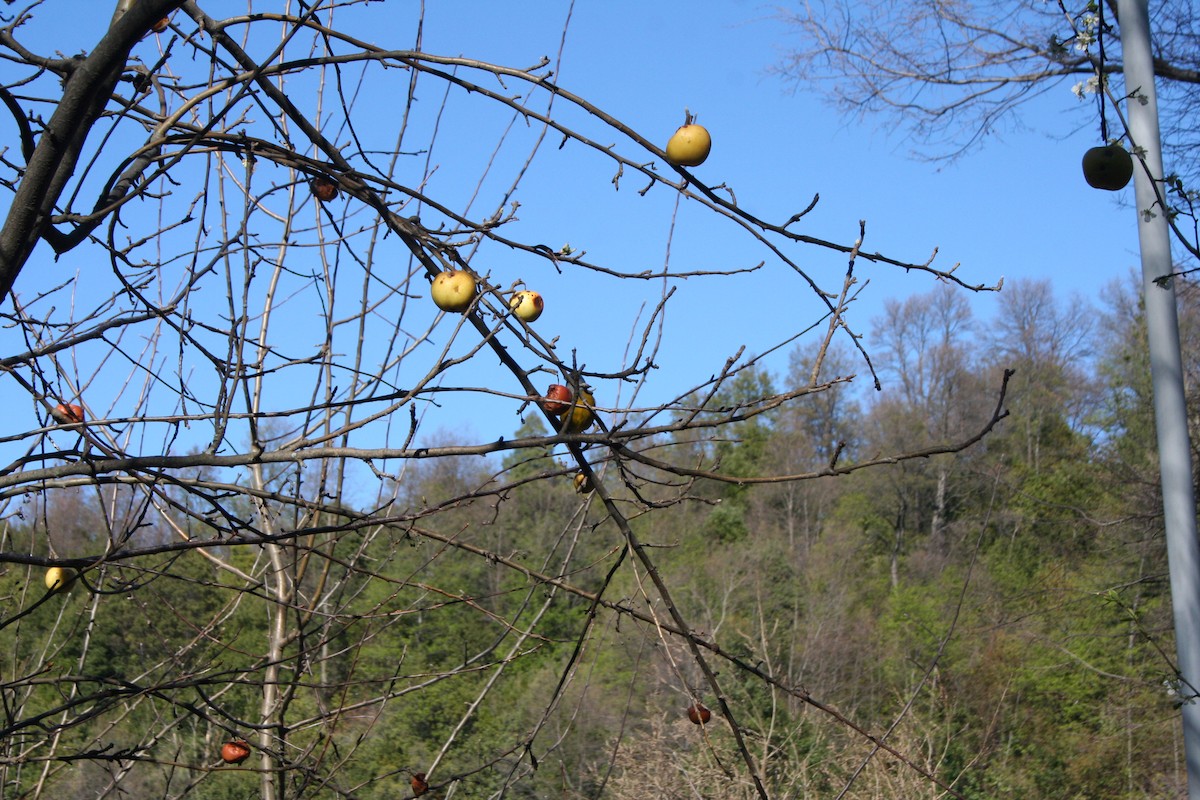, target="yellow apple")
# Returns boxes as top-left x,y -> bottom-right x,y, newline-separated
430,269 -> 477,313
564,389 -> 596,433
666,123 -> 712,167
509,290 -> 544,322
1082,144 -> 1133,191
573,471 -> 594,494
45,566 -> 73,592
